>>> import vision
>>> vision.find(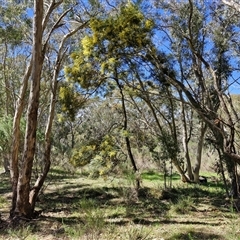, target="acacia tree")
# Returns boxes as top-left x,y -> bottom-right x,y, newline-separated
64,2 -> 156,190
65,1 -> 195,185
68,98 -> 124,176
